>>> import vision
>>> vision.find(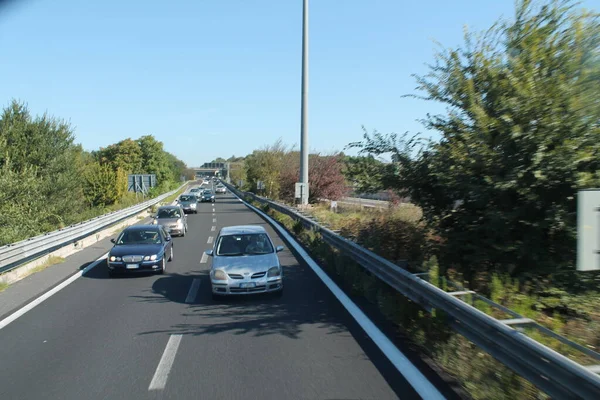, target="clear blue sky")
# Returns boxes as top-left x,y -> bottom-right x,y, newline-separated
0,0 -> 598,167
